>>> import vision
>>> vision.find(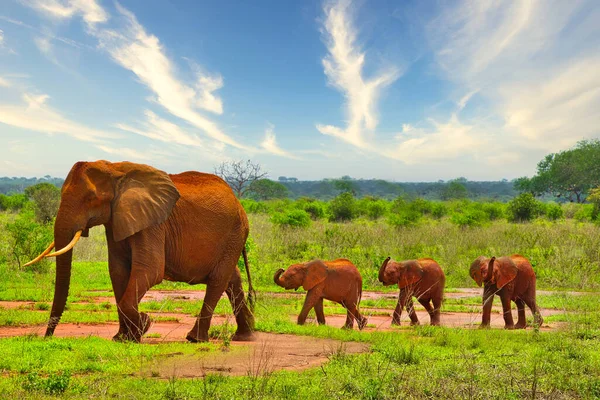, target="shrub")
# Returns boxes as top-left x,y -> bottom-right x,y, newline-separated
5,209 -> 53,271
271,209 -> 311,228
25,182 -> 61,223
0,193 -> 29,211
450,209 -> 487,228
574,204 -> 594,222
328,193 -> 357,222
22,370 -> 71,395
296,198 -> 326,220
431,203 -> 448,219
240,199 -> 269,214
409,198 -> 433,215
544,203 -> 564,221
481,202 -> 505,221
507,193 -> 541,222
387,210 -> 421,227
